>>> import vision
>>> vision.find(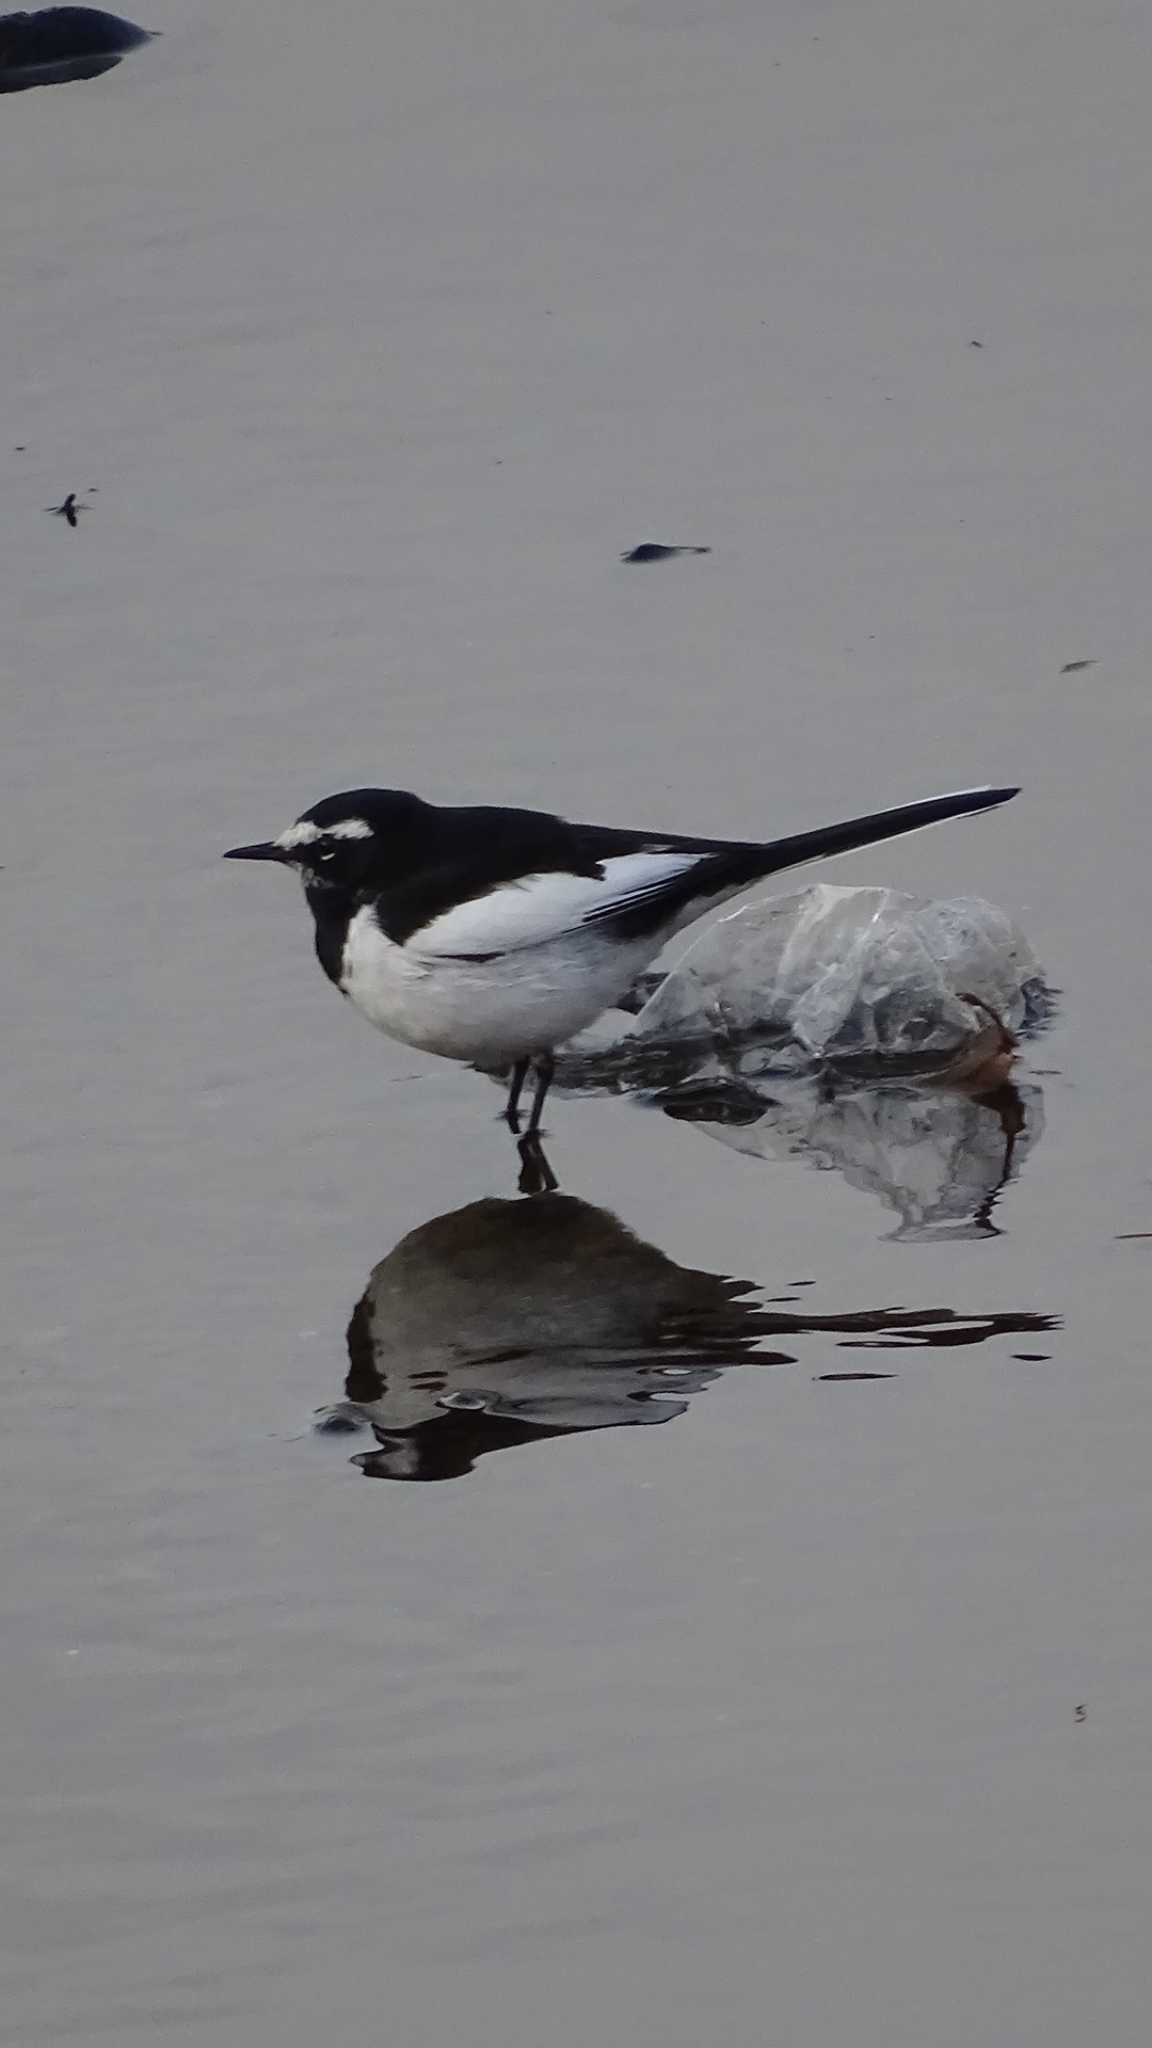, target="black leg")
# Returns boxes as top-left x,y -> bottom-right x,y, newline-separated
506,1055 -> 558,1194
517,1055 -> 558,1194
525,1054 -> 554,1136
504,1058 -> 529,1133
